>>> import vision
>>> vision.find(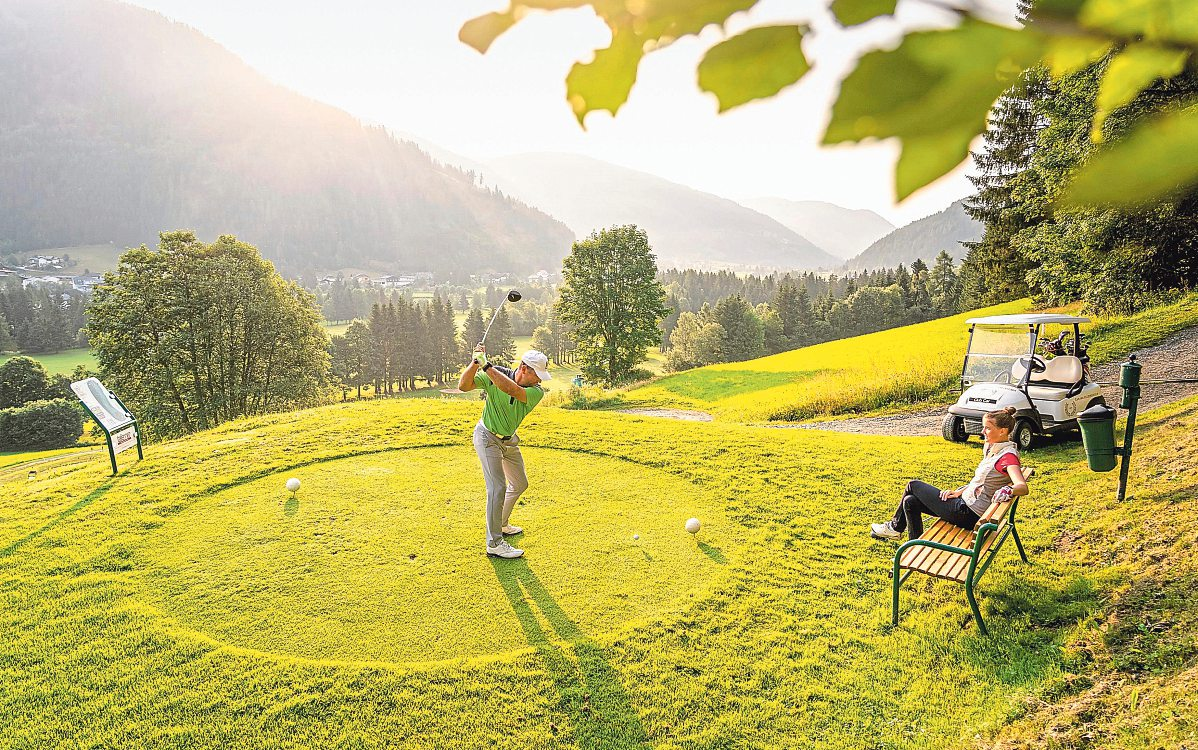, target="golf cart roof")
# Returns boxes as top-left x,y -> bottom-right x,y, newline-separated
966,314 -> 1091,326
